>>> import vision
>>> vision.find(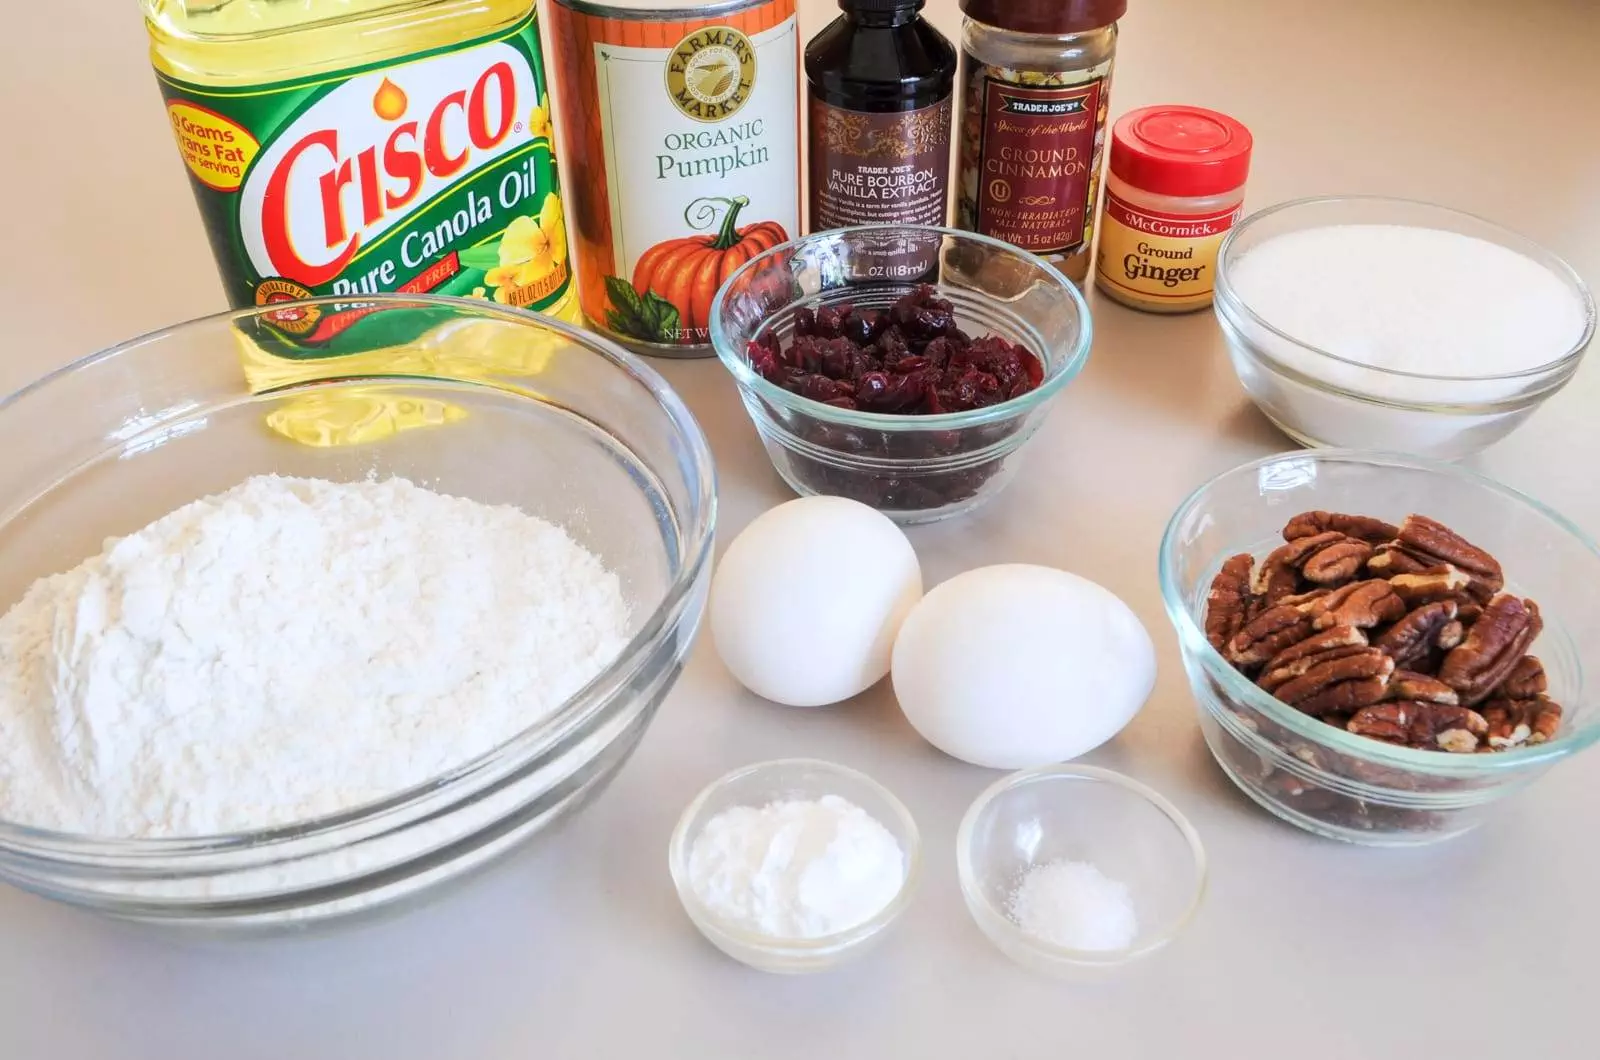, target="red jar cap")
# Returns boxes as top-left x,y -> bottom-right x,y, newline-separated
1109,106 -> 1253,198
